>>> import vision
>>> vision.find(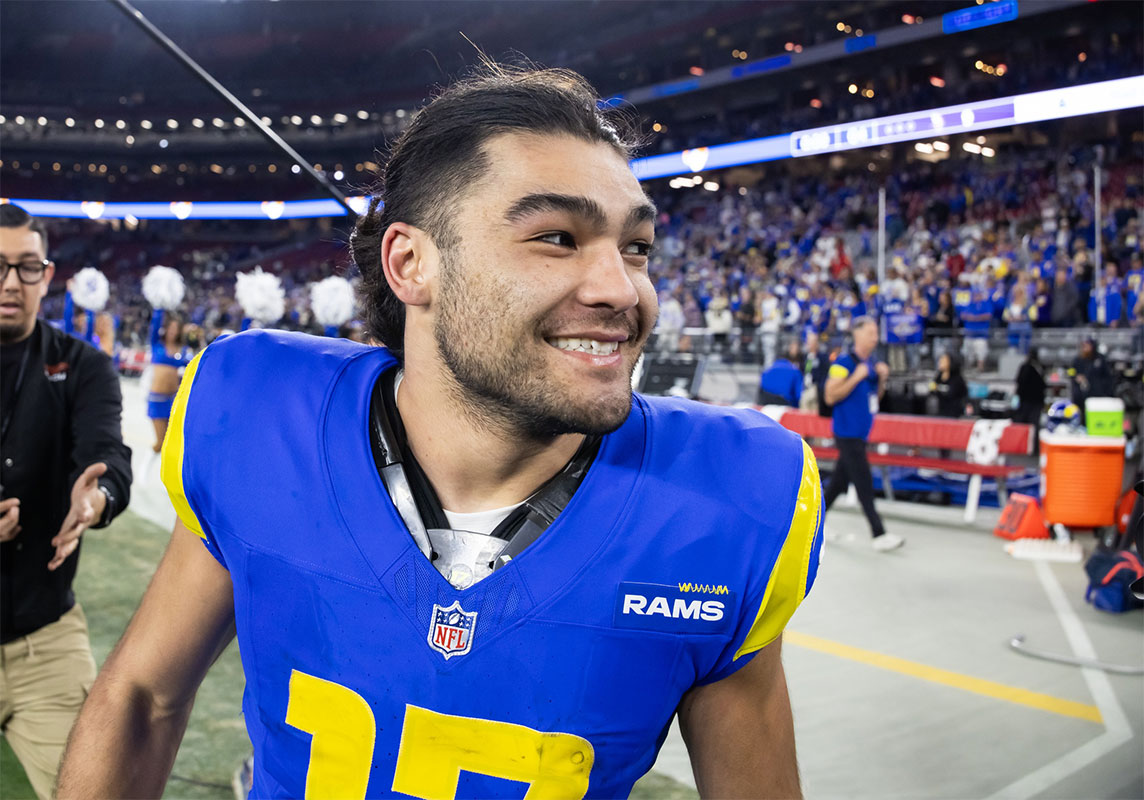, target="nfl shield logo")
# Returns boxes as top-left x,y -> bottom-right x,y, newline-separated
427,601 -> 478,659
